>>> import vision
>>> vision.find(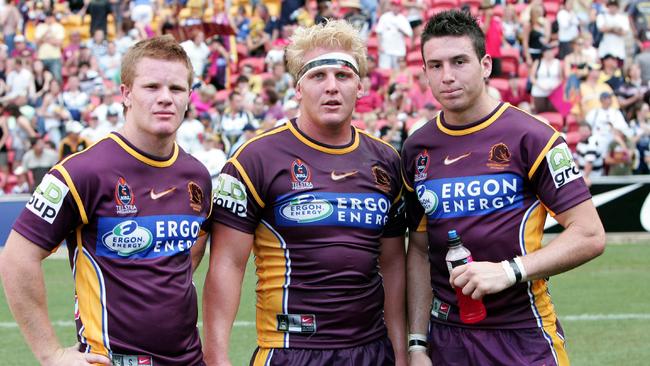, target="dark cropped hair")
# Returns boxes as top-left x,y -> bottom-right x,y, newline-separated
420,10 -> 486,61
